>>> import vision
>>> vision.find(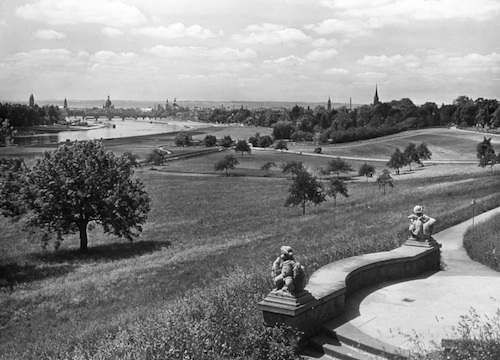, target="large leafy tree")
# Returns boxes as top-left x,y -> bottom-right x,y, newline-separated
477,137 -> 497,171
387,148 -> 407,175
5,141 -> 151,252
285,169 -> 326,215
